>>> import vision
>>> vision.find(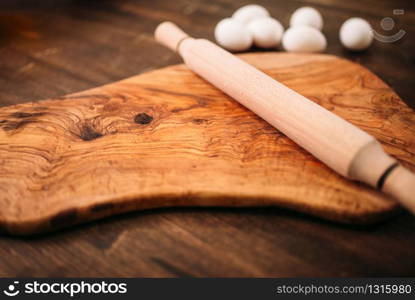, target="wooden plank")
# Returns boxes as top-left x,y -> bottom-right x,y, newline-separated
0,0 -> 414,277
0,52 -> 414,235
